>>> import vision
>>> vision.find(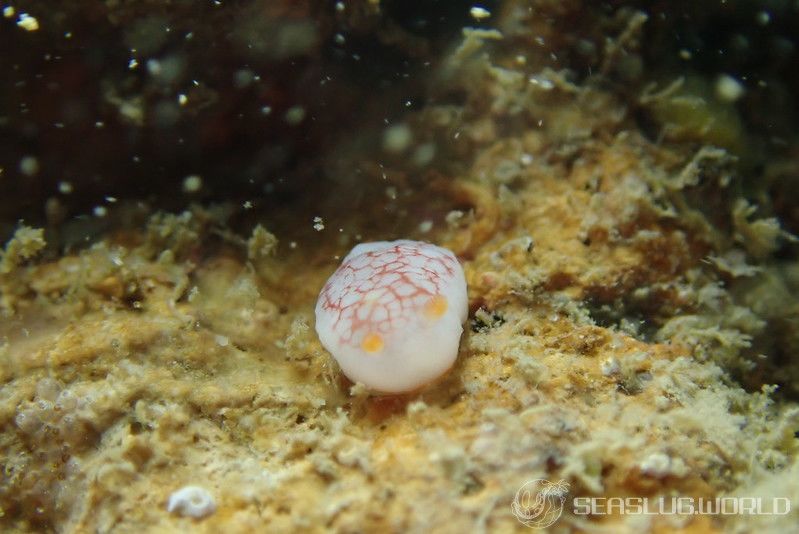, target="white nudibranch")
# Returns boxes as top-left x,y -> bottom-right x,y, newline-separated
315,240 -> 468,393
